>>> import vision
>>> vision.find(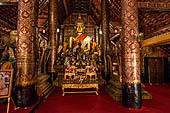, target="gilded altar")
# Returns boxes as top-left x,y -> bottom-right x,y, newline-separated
60,14 -> 100,96
62,65 -> 98,96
